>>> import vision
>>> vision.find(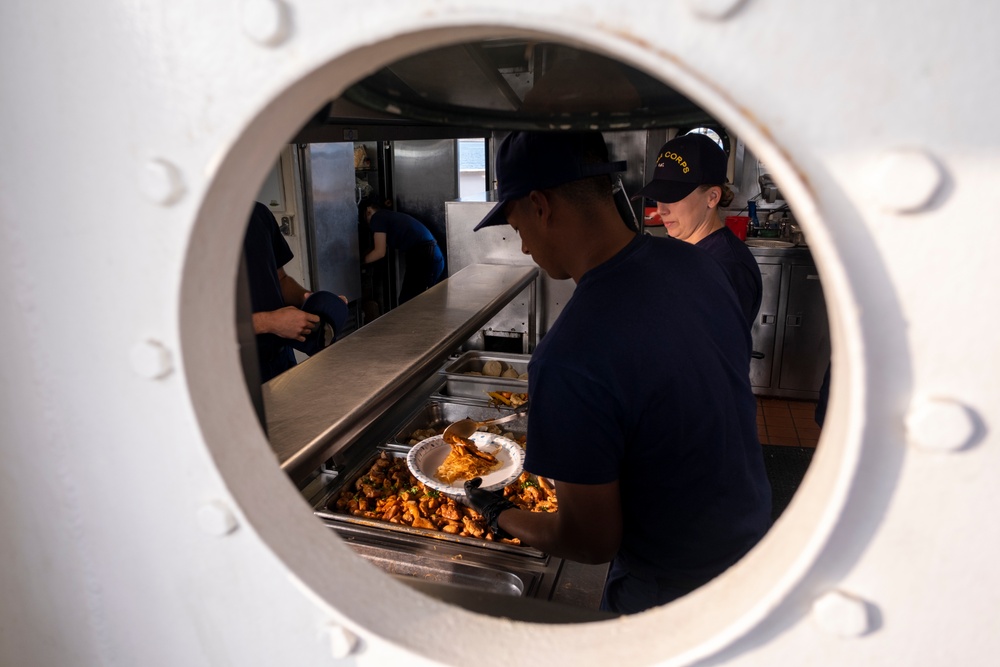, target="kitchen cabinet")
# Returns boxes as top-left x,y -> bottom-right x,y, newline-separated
749,262 -> 782,388
749,247 -> 830,399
